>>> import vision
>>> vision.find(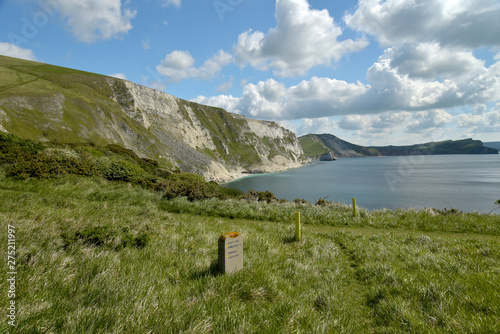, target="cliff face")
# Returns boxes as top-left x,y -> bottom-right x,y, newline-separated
0,56 -> 309,182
